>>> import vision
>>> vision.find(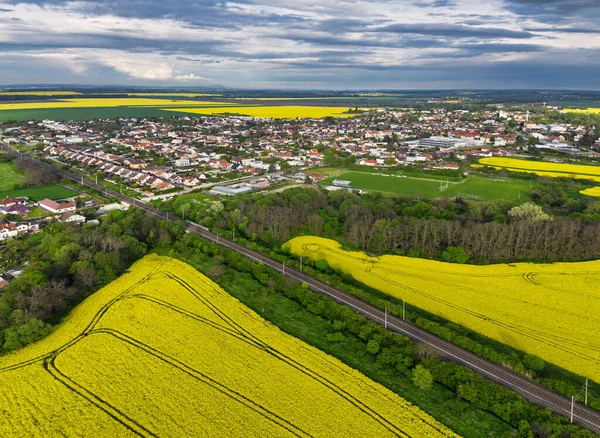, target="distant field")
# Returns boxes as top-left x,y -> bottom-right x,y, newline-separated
0,107 -> 194,122
0,162 -> 24,191
0,91 -> 82,96
0,98 -> 235,111
0,97 -> 357,120
125,93 -> 221,97
0,185 -> 78,201
477,157 -> 600,182
0,255 -> 457,437
563,108 -> 600,114
320,171 -> 443,196
164,105 -> 356,118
